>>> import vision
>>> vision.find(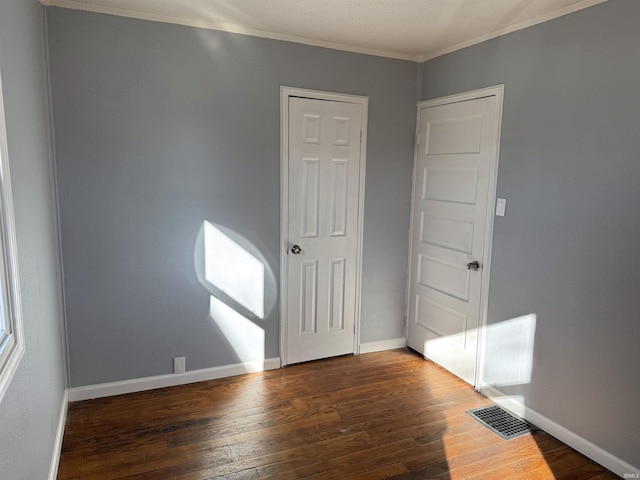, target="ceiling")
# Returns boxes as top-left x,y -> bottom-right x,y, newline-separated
41,0 -> 607,62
